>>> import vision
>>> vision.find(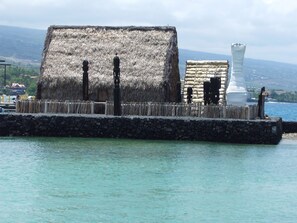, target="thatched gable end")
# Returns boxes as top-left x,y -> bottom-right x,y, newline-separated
183,60 -> 229,104
38,26 -> 180,102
